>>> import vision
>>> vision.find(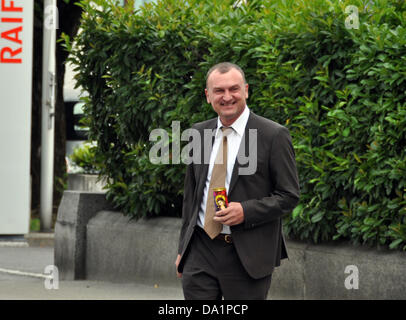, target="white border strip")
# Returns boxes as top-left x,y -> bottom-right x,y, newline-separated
0,242 -> 29,248
0,267 -> 48,279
